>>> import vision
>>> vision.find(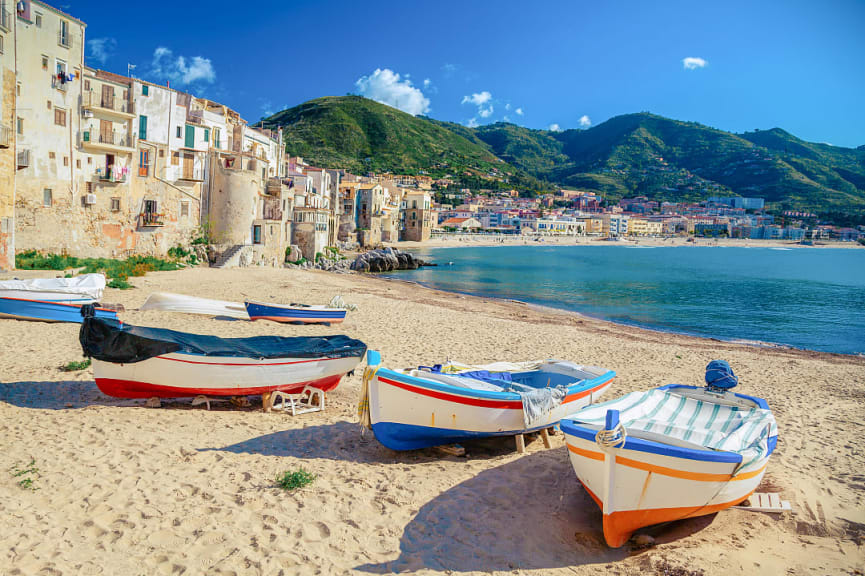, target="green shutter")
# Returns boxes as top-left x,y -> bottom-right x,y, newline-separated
142,85 -> 149,96
185,125 -> 194,148
204,128 -> 210,143
83,131 -> 90,142
139,115 -> 148,140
